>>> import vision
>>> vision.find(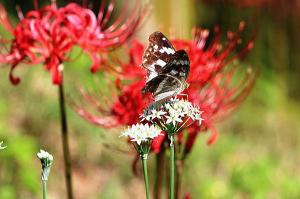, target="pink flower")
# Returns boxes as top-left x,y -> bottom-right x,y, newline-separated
0,0 -> 146,85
